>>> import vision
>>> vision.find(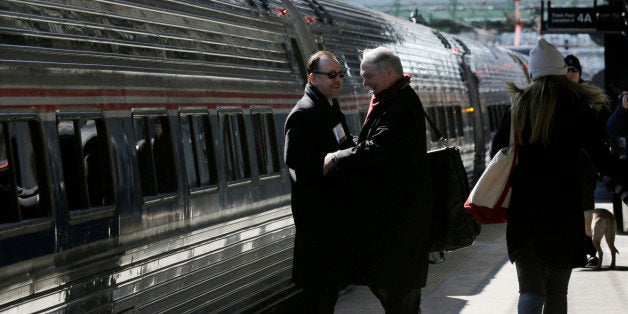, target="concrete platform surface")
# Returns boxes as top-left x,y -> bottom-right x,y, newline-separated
335,194 -> 628,313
